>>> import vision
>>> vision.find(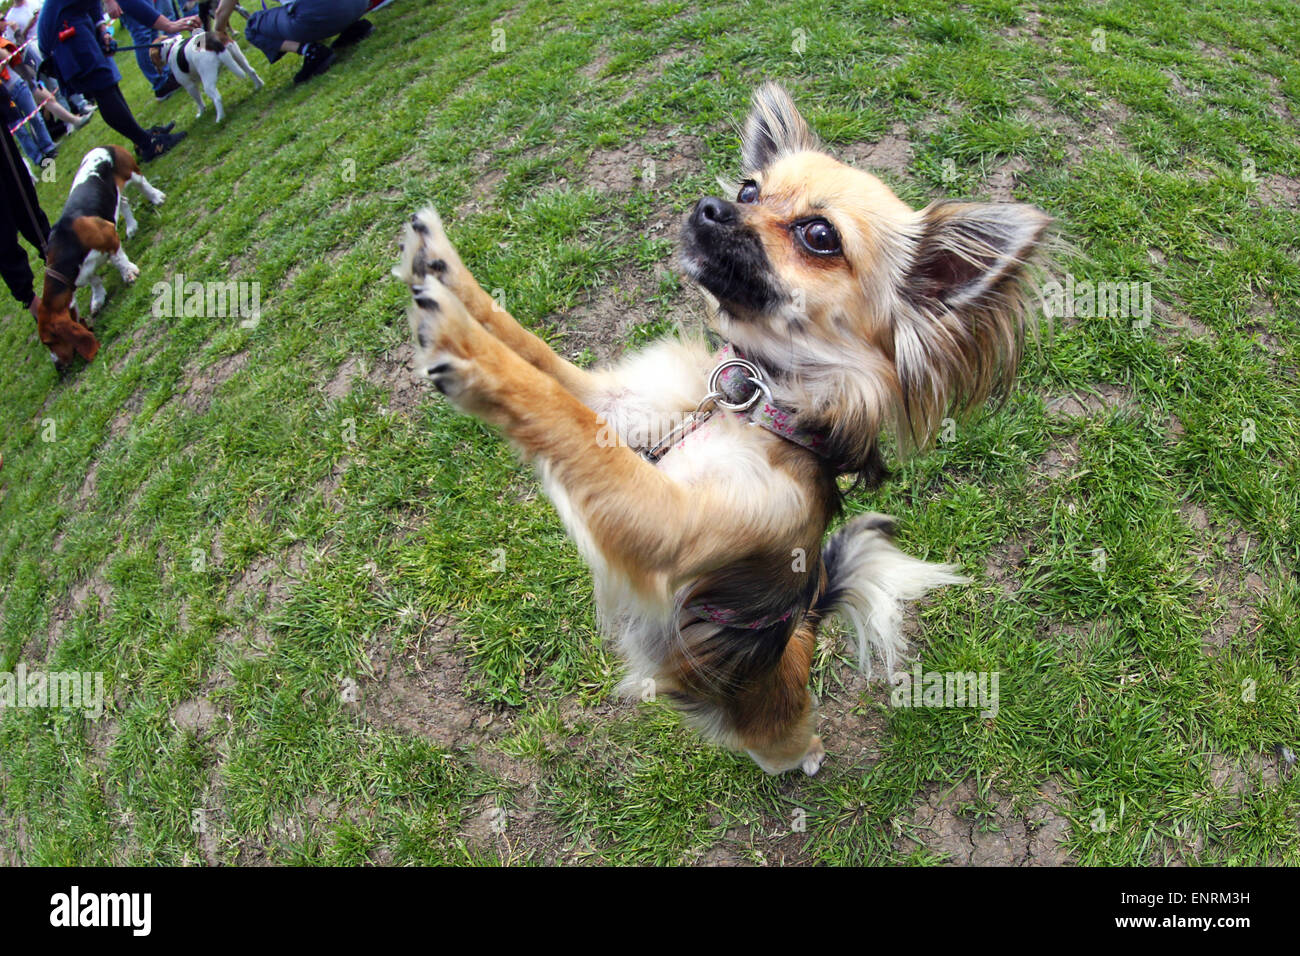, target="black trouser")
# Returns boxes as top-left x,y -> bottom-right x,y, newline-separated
0,122 -> 51,307
91,82 -> 153,154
